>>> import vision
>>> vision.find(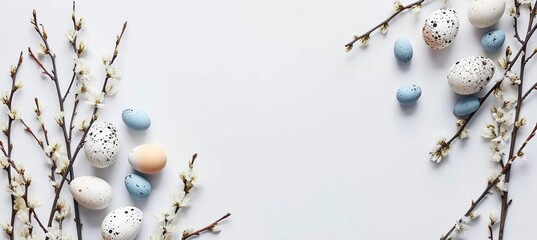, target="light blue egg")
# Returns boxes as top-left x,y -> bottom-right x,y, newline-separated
453,96 -> 480,117
396,84 -> 421,105
394,38 -> 413,63
122,108 -> 151,131
481,29 -> 505,52
125,174 -> 152,199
